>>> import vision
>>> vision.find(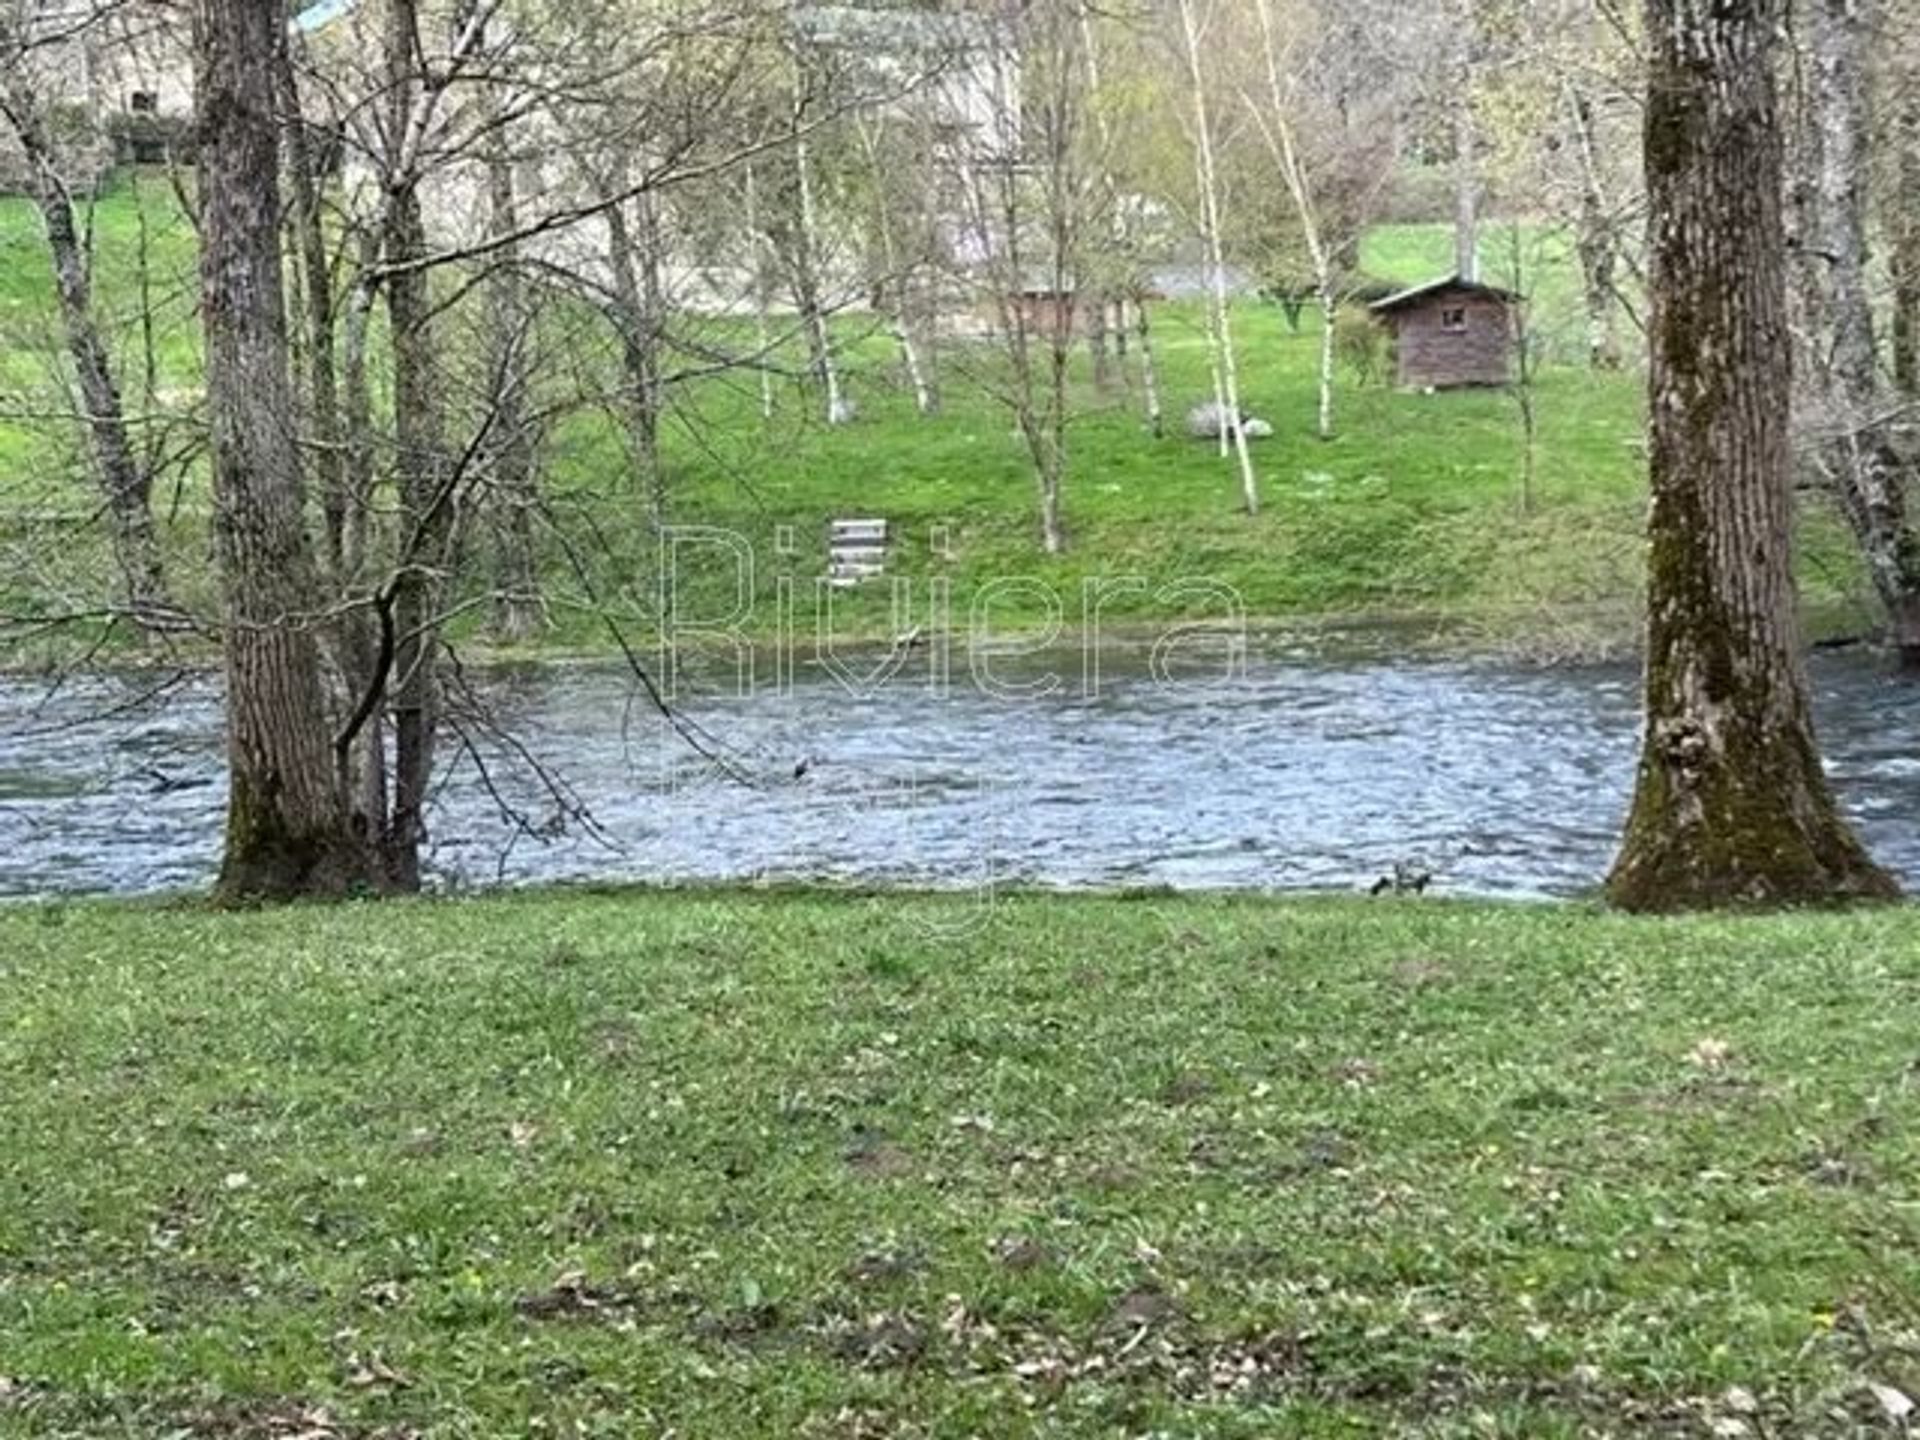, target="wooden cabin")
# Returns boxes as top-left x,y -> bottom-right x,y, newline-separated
1369,276 -> 1520,390
1004,287 -> 1081,341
